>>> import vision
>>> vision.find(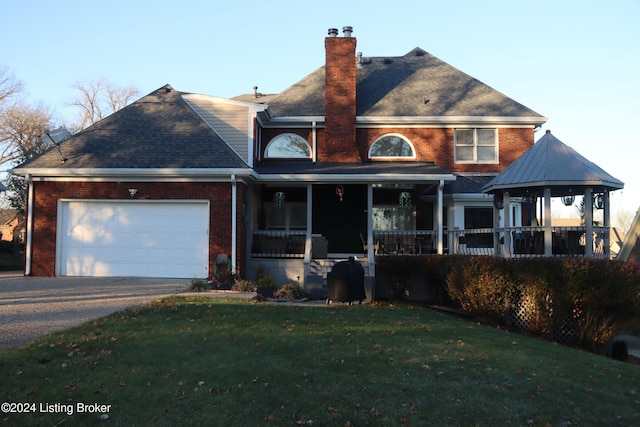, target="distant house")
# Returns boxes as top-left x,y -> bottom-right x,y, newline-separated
618,209 -> 640,264
0,209 -> 25,243
11,26 -> 550,283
